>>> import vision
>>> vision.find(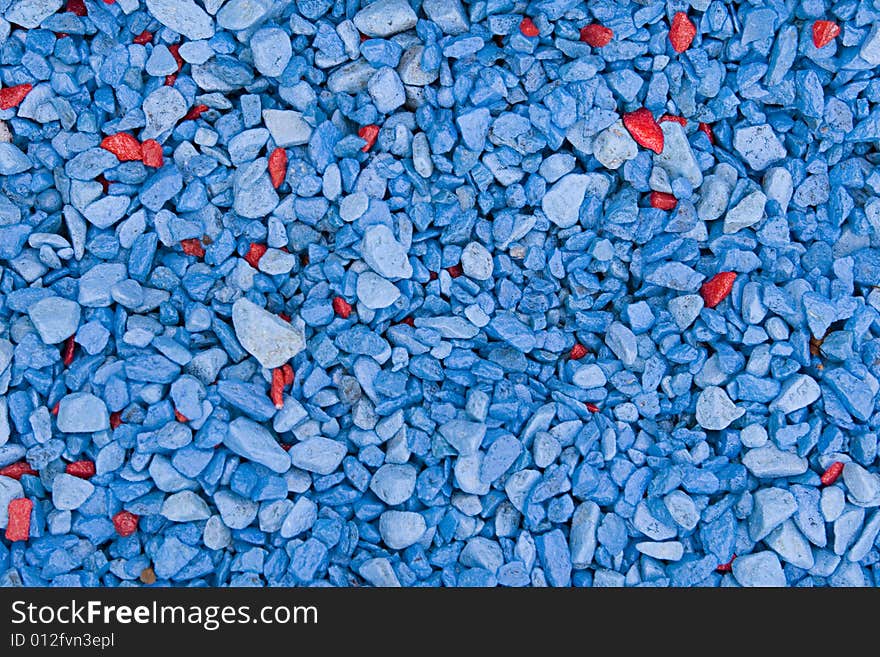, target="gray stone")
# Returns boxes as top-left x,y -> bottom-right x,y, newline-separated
202,516 -> 232,550
763,167 -> 793,213
370,464 -> 417,505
